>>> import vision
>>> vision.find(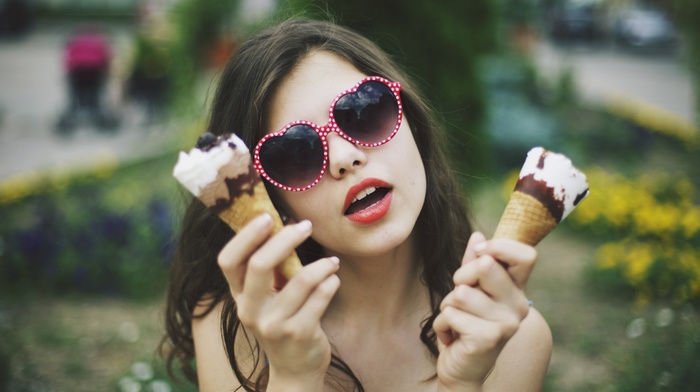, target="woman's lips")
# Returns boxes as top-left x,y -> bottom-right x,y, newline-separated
345,191 -> 392,224
343,178 -> 393,224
